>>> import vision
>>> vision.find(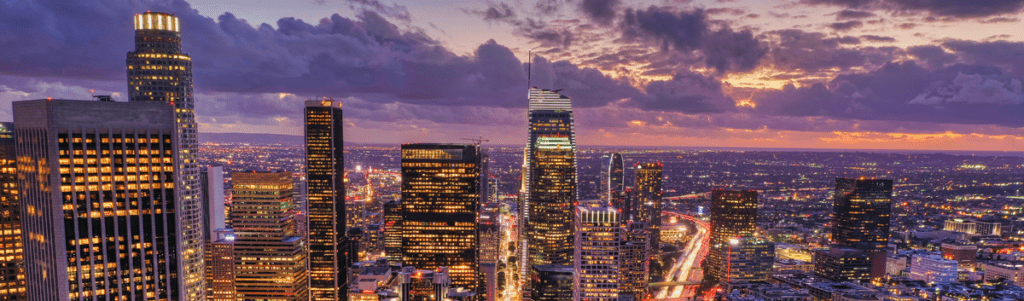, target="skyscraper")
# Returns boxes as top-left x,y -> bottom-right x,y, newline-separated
127,12 -> 204,300
304,99 -> 347,300
599,152 -> 624,204
231,171 -> 308,300
531,265 -> 574,301
719,237 -> 775,285
524,87 -> 578,286
634,162 -> 663,254
832,178 -> 893,279
208,229 -> 236,301
384,200 -> 403,266
707,189 -> 758,284
812,248 -> 872,283
401,144 -> 482,293
14,99 -> 180,300
574,205 -> 620,301
0,123 -> 23,300
619,221 -> 649,300
201,165 -> 227,299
